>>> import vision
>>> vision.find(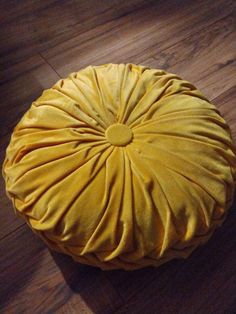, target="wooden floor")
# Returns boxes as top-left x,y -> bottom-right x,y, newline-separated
1,0 -> 236,313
